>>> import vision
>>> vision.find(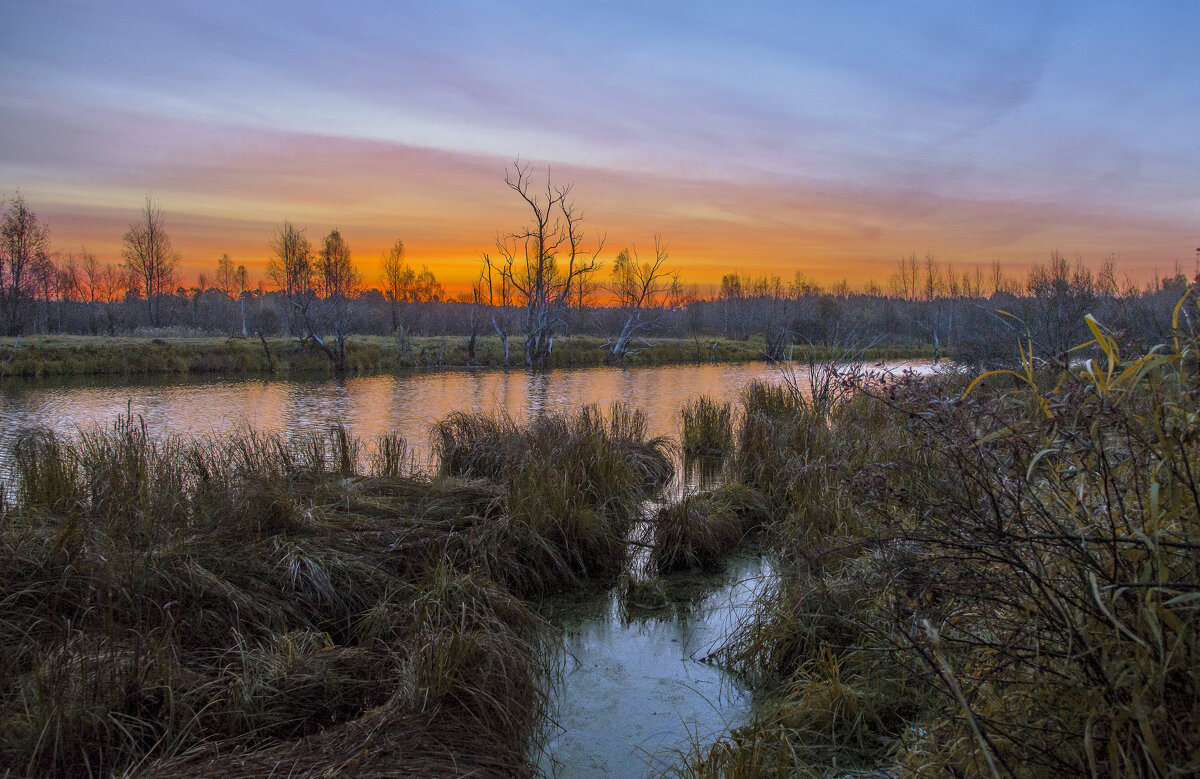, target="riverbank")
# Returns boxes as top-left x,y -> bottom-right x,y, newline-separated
663,318 -> 1200,775
0,333 -> 933,379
